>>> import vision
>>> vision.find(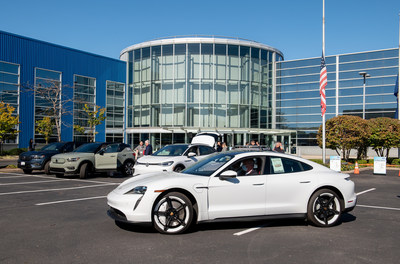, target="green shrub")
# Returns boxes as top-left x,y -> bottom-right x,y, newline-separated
1,148 -> 27,156
356,160 -> 368,164
392,159 -> 400,165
